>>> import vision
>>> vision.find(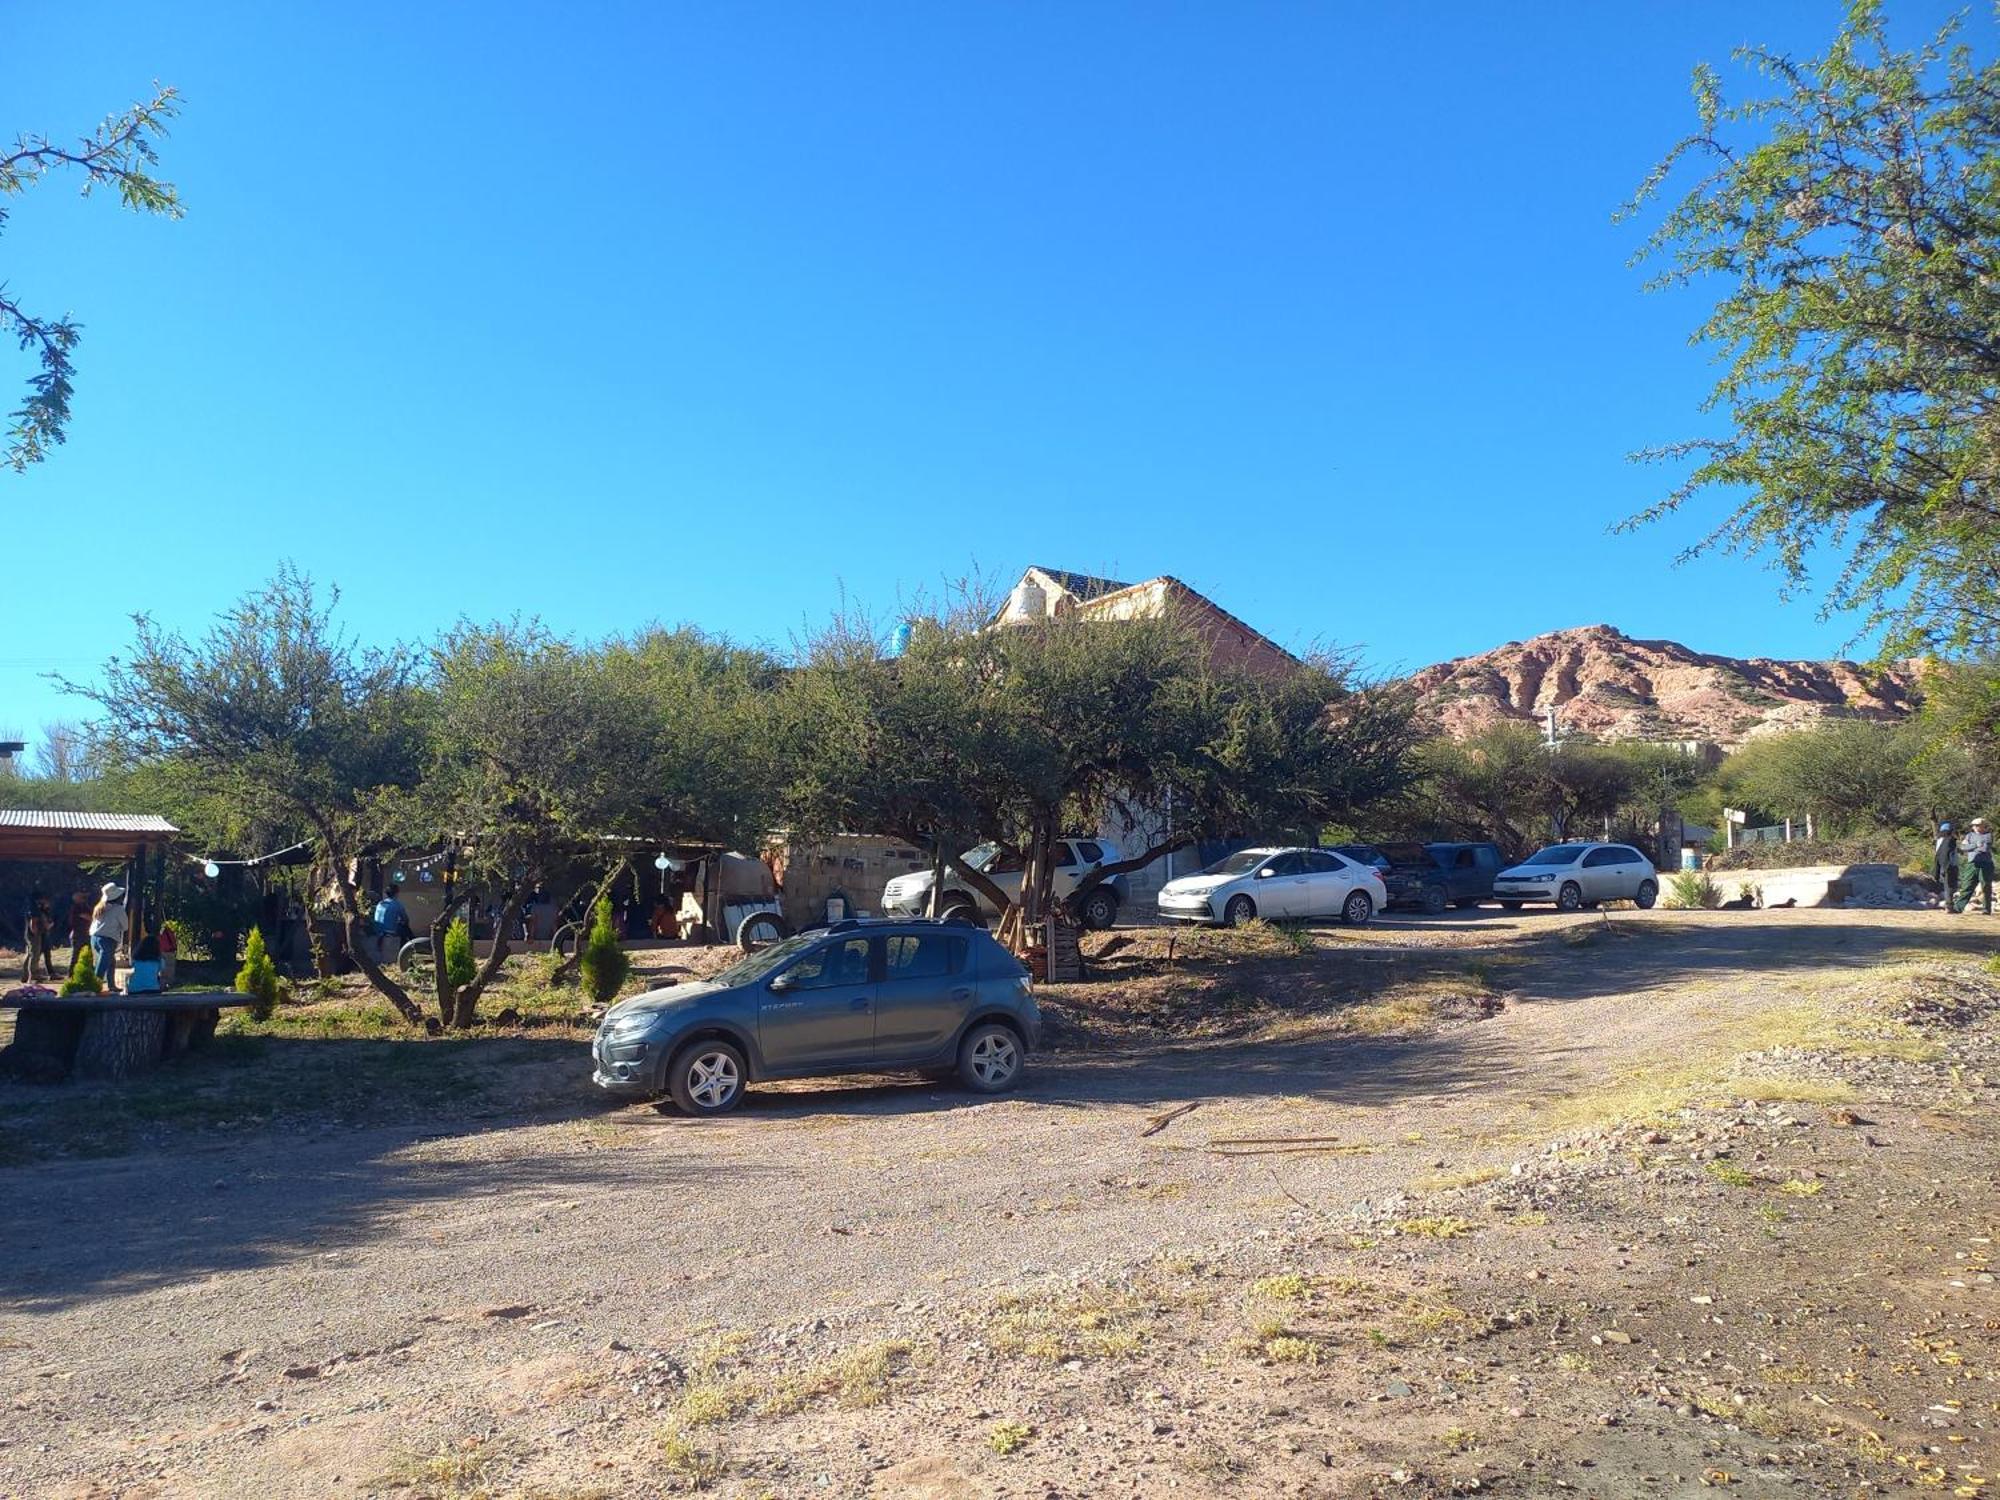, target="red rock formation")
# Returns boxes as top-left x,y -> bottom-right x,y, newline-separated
1408,625 -> 1919,747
